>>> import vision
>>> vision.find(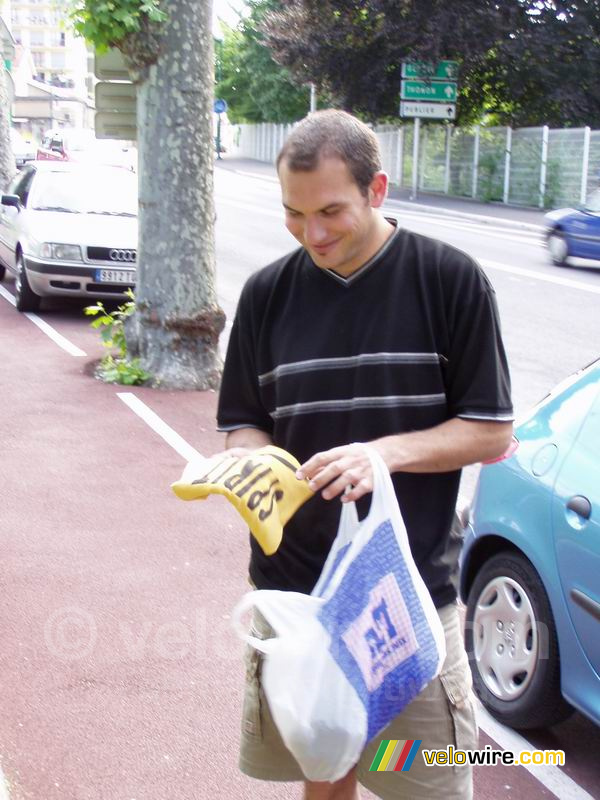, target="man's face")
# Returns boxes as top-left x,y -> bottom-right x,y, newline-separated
278,156 -> 387,277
